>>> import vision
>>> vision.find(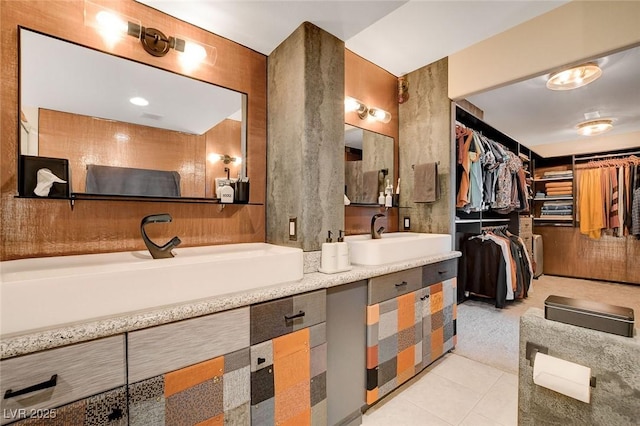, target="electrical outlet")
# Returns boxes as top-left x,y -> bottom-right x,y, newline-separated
289,217 -> 297,241
403,216 -> 411,230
